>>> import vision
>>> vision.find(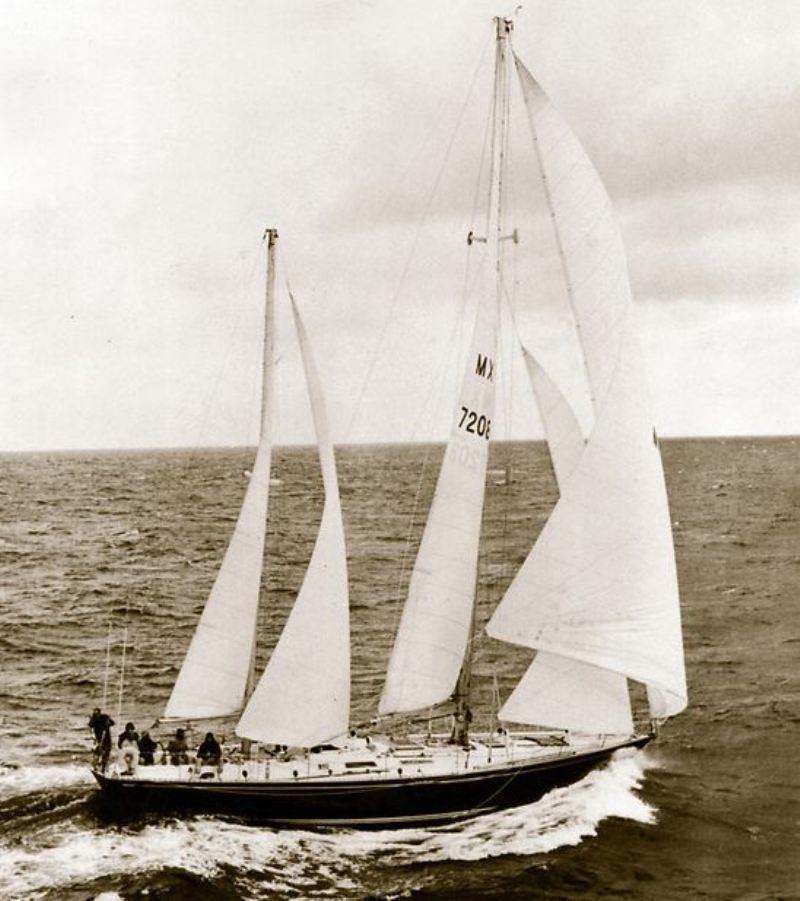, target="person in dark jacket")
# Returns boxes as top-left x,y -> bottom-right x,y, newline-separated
167,728 -> 190,765
88,708 -> 114,744
117,722 -> 139,749
138,731 -> 158,765
197,732 -> 222,767
88,708 -> 114,771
